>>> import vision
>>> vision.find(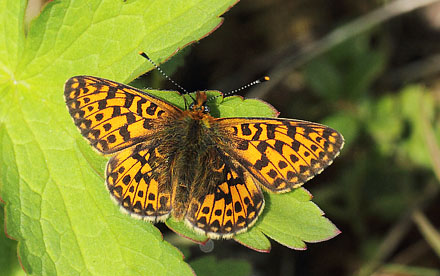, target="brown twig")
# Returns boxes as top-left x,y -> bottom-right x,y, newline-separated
412,210 -> 440,258
383,54 -> 440,87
